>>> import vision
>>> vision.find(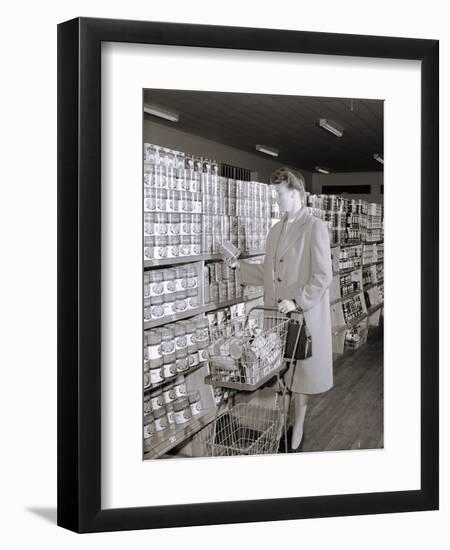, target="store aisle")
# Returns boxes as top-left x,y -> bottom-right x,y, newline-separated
300,326 -> 383,452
